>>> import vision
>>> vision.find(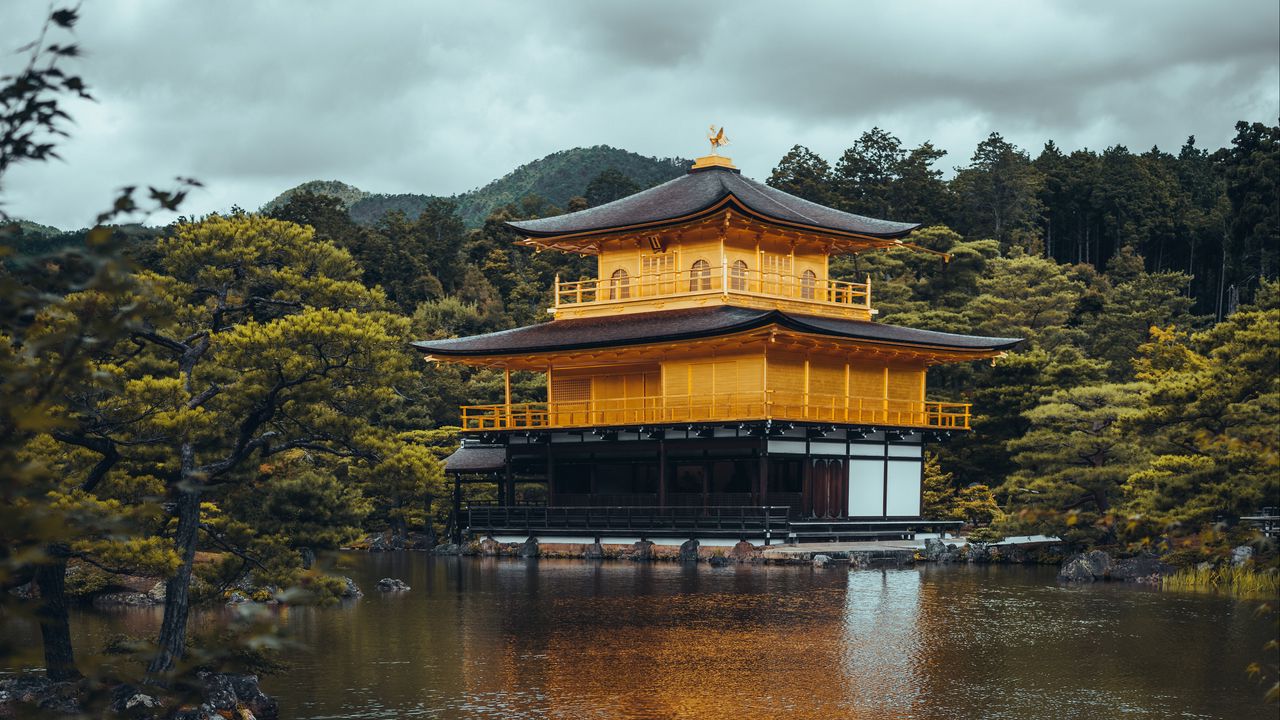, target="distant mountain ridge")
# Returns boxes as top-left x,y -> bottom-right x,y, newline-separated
262,145 -> 692,227
260,180 -> 370,214
6,219 -> 63,237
